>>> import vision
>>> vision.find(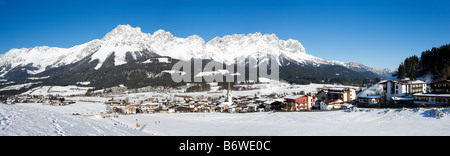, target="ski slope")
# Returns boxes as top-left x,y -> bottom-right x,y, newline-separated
1,103 -> 450,136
